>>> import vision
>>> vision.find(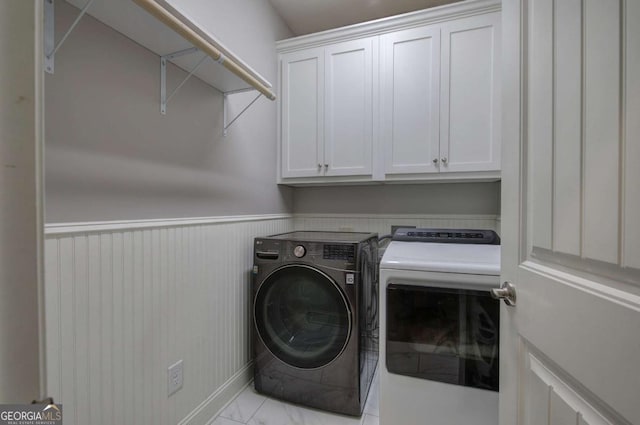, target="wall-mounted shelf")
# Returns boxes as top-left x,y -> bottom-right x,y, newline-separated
59,0 -> 275,99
